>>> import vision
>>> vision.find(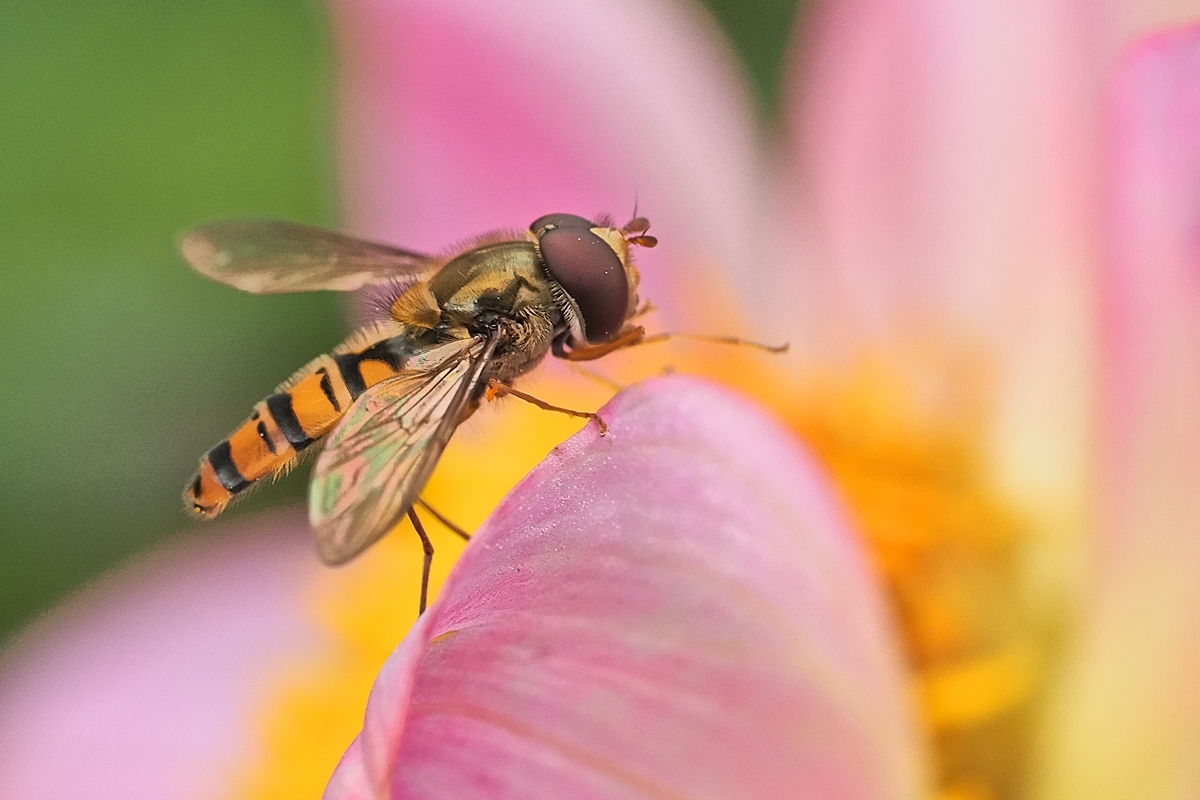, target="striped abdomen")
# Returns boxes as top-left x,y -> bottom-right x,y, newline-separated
186,332 -> 420,517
